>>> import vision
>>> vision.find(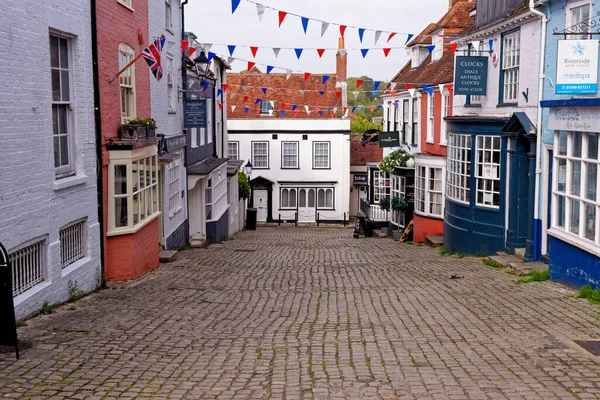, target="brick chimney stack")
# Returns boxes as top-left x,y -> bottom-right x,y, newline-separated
336,37 -> 347,82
